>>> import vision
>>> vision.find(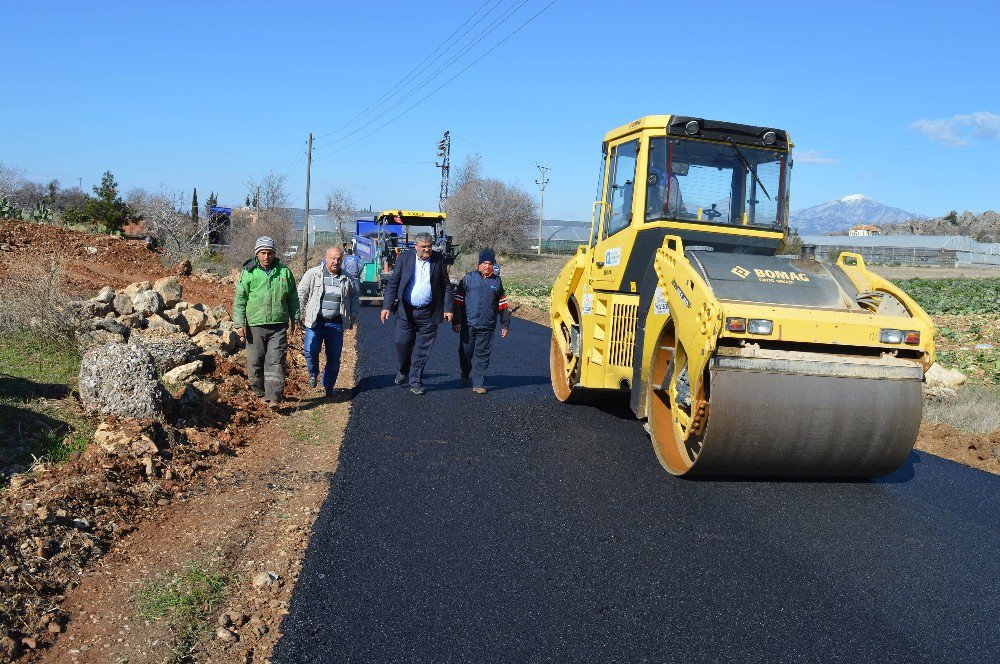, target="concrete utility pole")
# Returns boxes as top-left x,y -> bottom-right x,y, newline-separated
436,131 -> 451,213
535,164 -> 550,255
302,132 -> 313,265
